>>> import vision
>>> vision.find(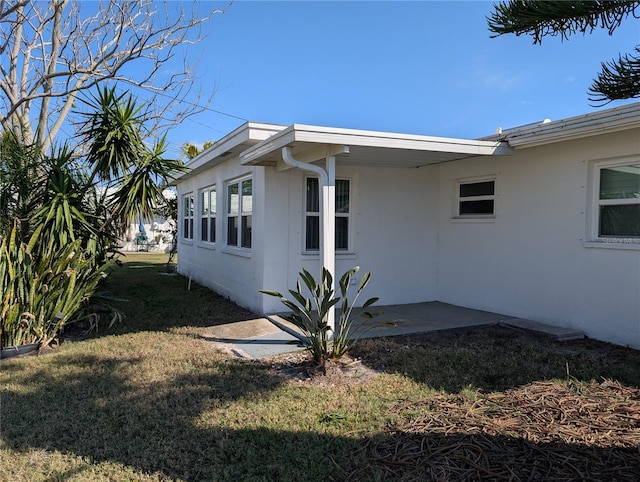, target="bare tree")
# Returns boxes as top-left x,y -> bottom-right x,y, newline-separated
0,0 -> 228,153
